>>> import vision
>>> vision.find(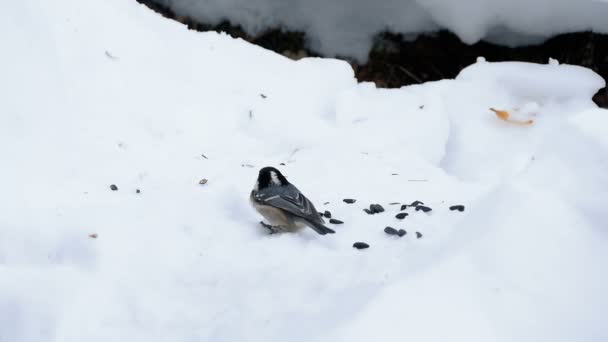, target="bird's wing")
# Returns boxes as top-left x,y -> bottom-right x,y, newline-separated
253,188 -> 321,223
